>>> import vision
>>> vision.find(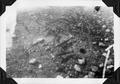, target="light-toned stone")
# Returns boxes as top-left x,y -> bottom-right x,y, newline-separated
107,59 -> 113,65
88,72 -> 95,78
56,75 -> 63,78
92,42 -> 97,44
29,58 -> 36,64
106,29 -> 110,32
99,63 -> 104,67
91,66 -> 98,72
102,53 -> 107,57
102,25 -> 106,28
77,23 -> 82,27
50,53 -> 55,58
65,76 -> 69,78
84,75 -> 89,78
78,58 -> 85,64
74,64 -> 81,72
104,38 -> 109,41
99,42 -> 105,46
107,65 -> 114,69
38,64 -> 42,68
